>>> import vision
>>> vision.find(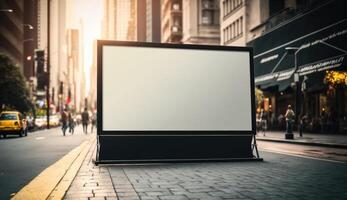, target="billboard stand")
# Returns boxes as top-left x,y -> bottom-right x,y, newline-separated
252,134 -> 260,158
96,41 -> 263,164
